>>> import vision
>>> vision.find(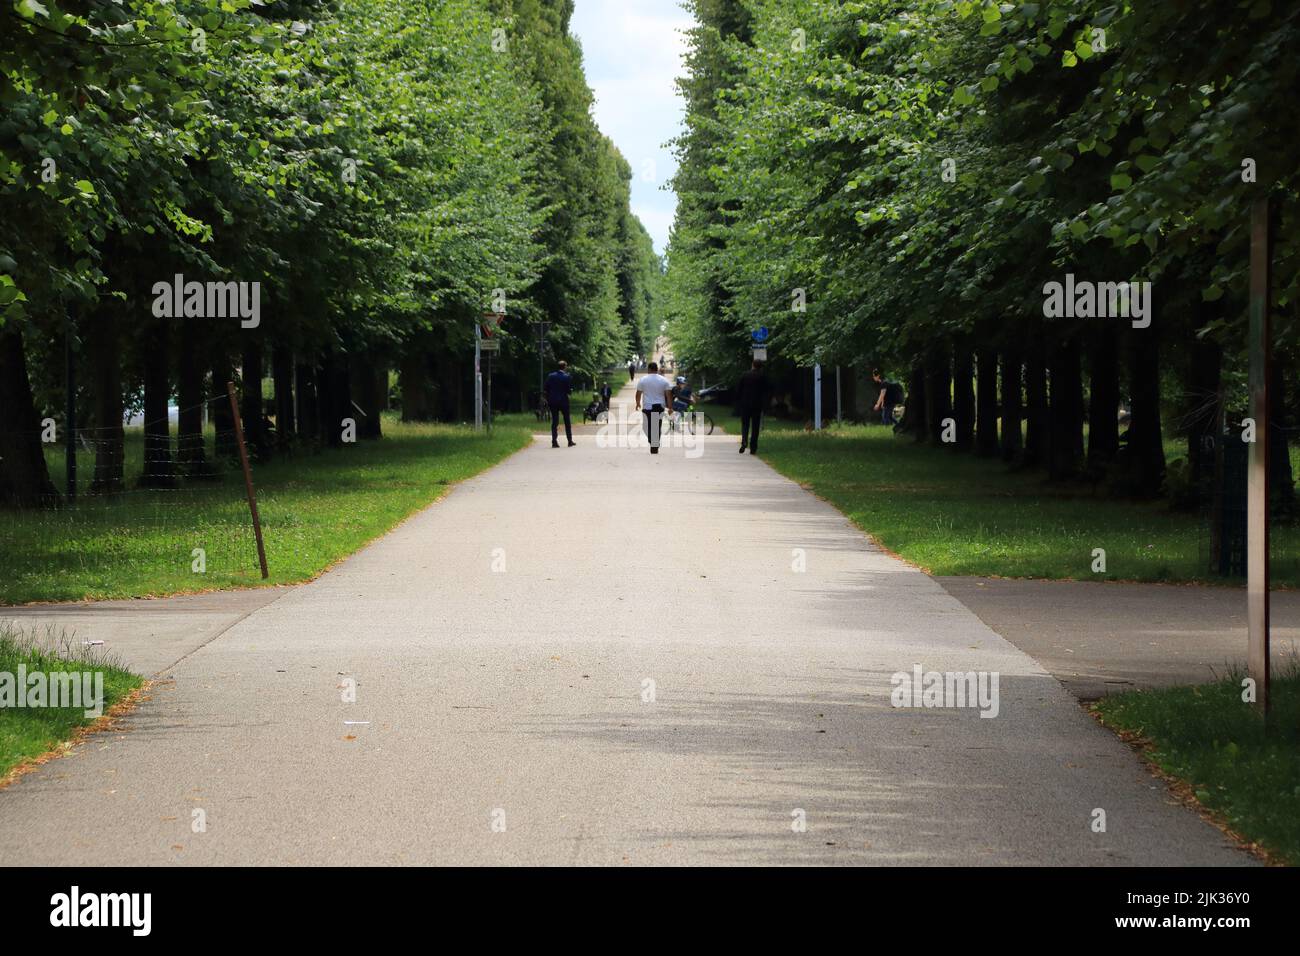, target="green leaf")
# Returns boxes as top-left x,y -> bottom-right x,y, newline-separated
17,0 -> 50,19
